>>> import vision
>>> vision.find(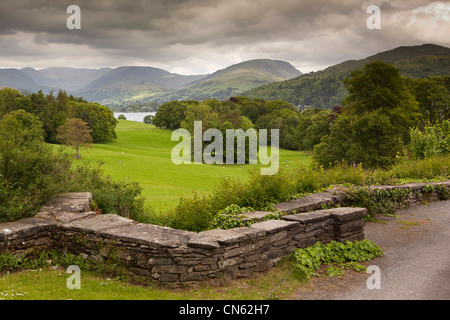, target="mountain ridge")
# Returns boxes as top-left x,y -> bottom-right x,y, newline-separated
0,59 -> 301,106
1,44 -> 448,108
243,43 -> 450,109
